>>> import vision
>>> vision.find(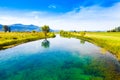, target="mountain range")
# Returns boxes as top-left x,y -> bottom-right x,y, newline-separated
0,24 -> 2,31
0,24 -> 55,32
